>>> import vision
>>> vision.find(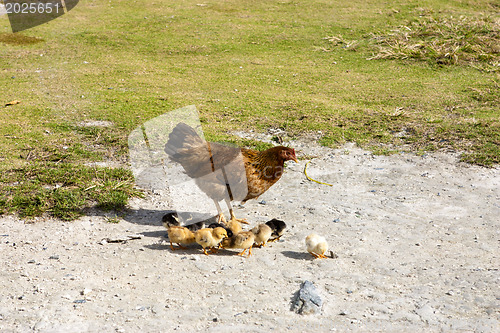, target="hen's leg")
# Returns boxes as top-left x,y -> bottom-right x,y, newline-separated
213,200 -> 227,224
224,197 -> 249,225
